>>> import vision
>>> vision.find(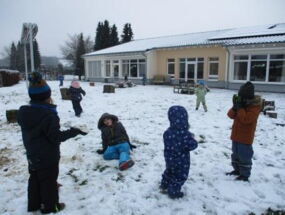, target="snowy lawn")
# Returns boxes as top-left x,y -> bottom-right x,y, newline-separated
0,81 -> 285,215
